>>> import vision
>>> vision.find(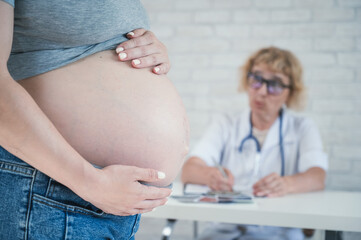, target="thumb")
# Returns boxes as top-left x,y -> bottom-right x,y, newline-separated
133,167 -> 166,182
126,28 -> 147,38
